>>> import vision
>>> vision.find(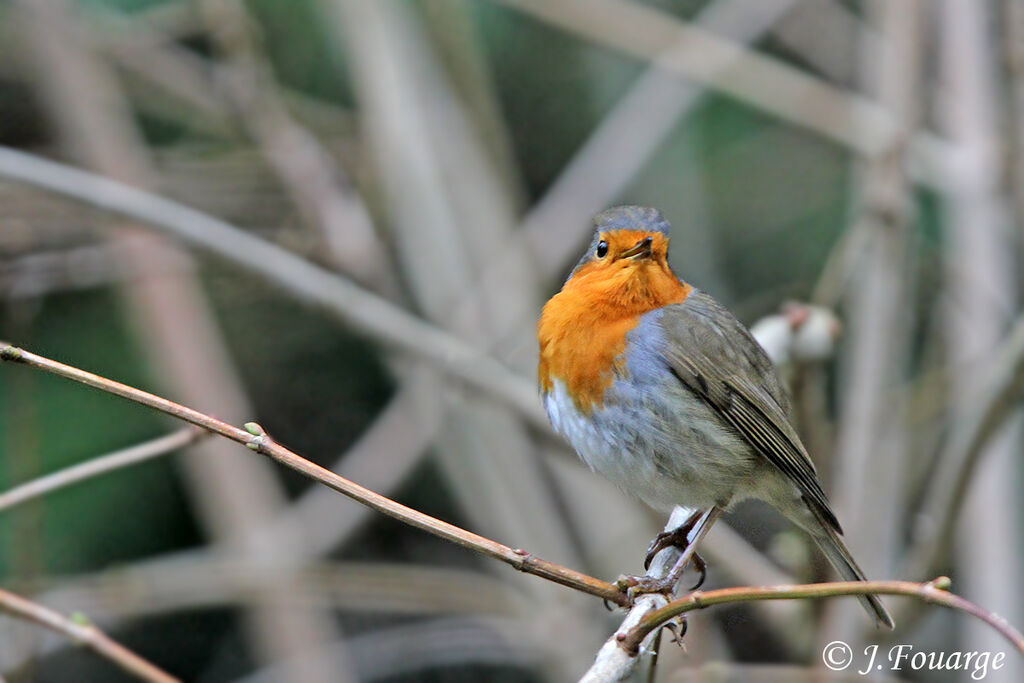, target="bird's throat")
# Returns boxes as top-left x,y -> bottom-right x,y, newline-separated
537,267 -> 691,412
